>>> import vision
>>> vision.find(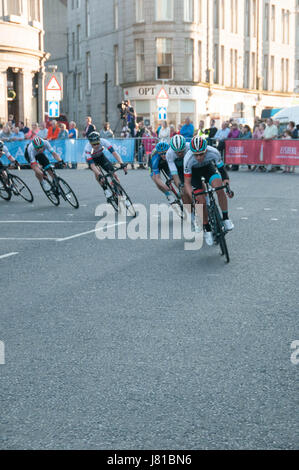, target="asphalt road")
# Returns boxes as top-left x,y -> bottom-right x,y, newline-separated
0,168 -> 298,450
